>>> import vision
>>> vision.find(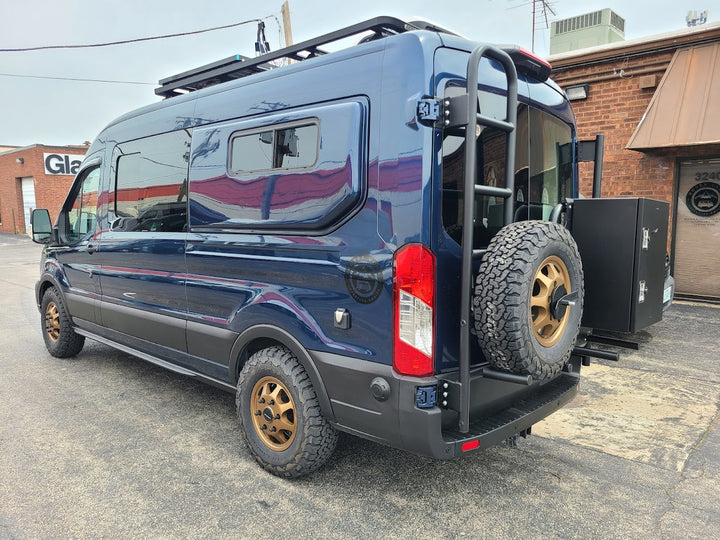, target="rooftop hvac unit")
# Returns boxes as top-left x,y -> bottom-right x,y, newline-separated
550,8 -> 625,54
